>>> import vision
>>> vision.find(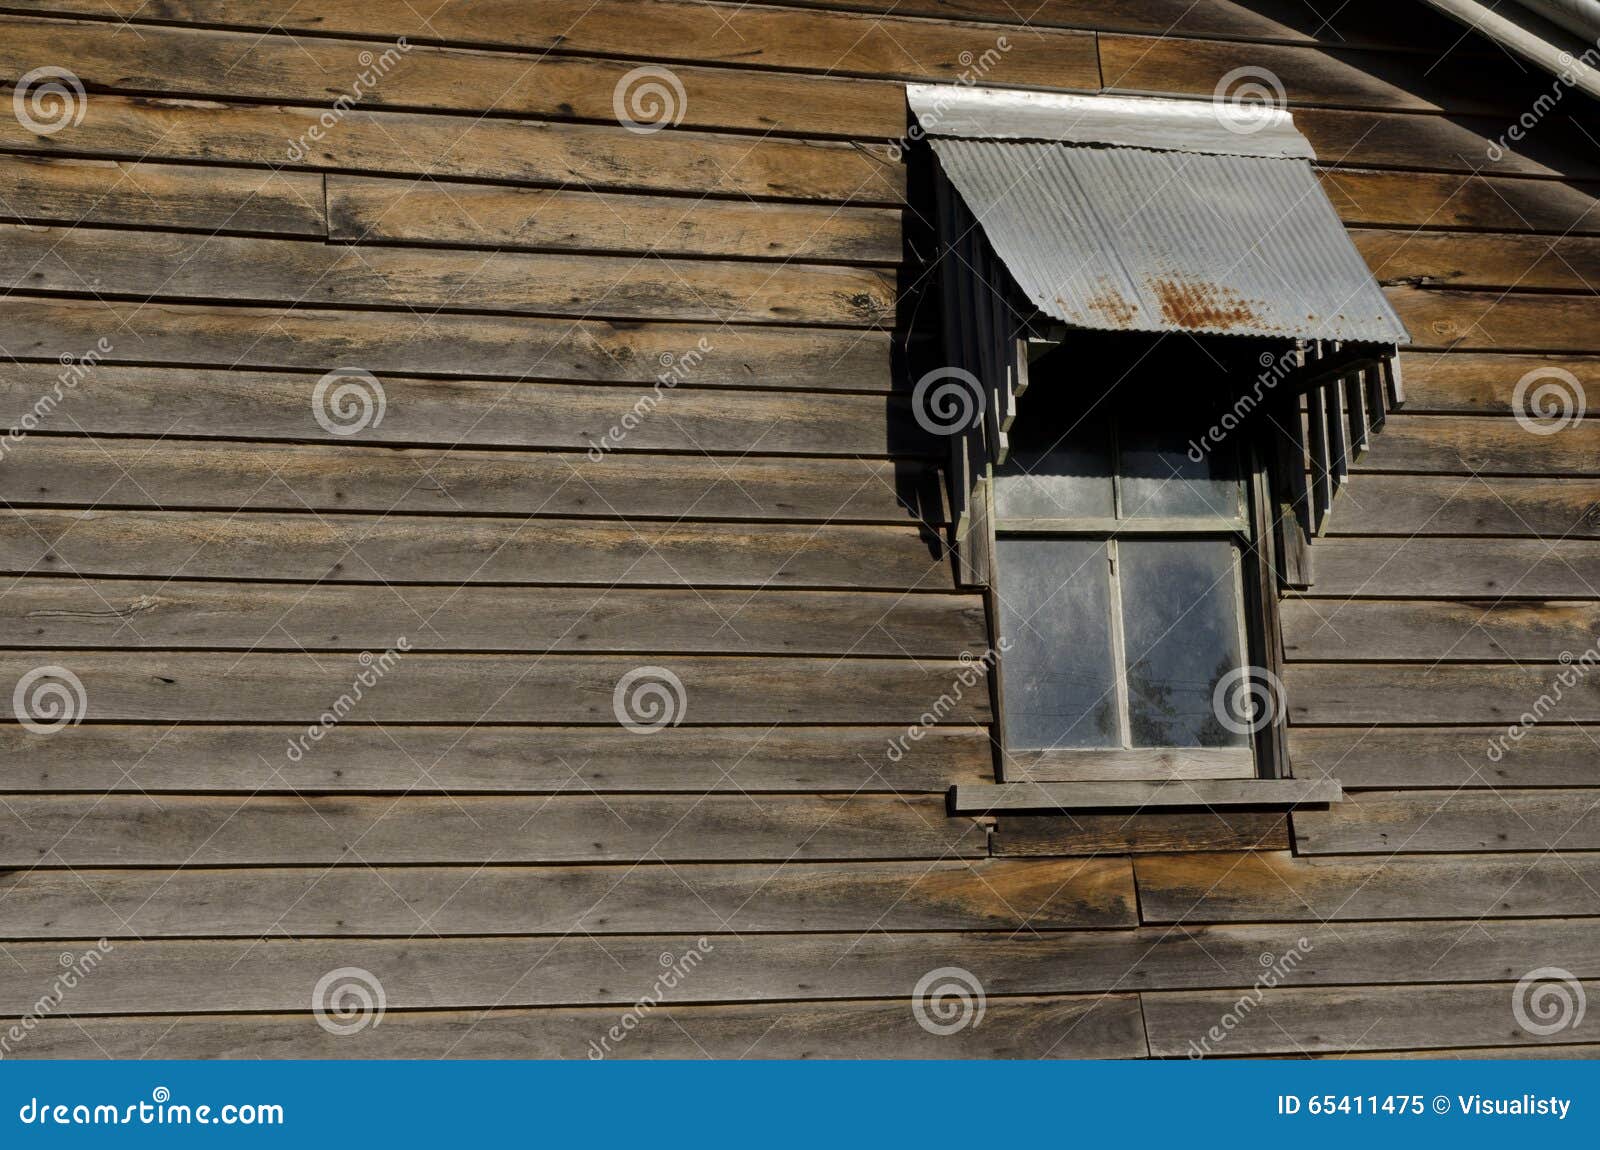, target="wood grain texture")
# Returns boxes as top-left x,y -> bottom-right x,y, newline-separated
1293,790 -> 1600,853
1395,353 -> 1600,414
1283,599 -> 1600,661
1136,850 -> 1600,922
0,723 -> 996,793
994,810 -> 1290,855
1324,476 -> 1600,537
1321,168 -> 1600,232
1354,229 -> 1600,291
1285,663 -> 1600,724
1343,415 -> 1600,476
0,795 -> 988,864
1304,539 -> 1600,597
1289,726 -> 1600,788
1387,286 -> 1600,352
